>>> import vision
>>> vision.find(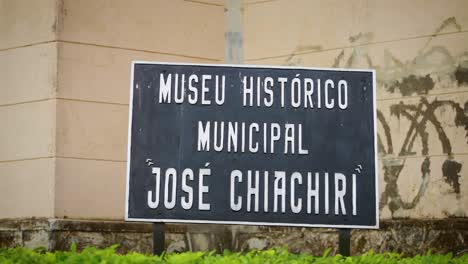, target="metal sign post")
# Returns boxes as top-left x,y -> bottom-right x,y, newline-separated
338,229 -> 351,256
152,222 -> 165,255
